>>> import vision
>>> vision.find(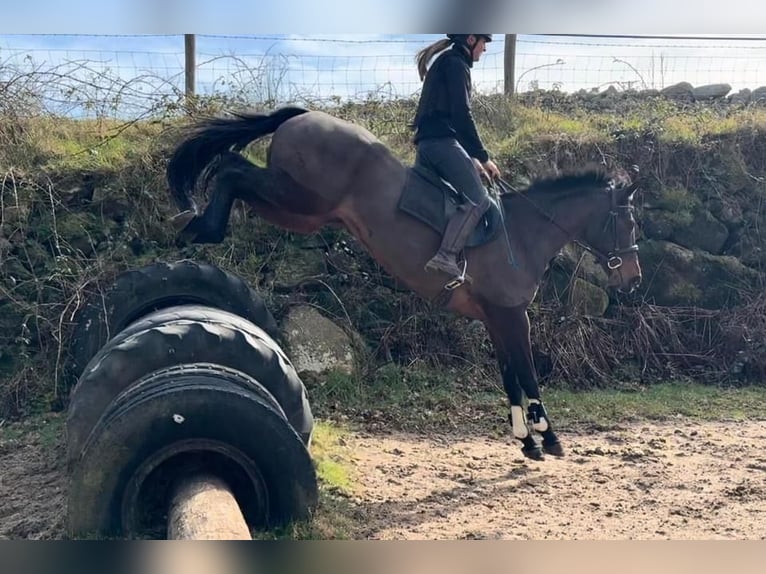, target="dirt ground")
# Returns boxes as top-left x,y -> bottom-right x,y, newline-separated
1,418 -> 765,539
346,421 -> 766,539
